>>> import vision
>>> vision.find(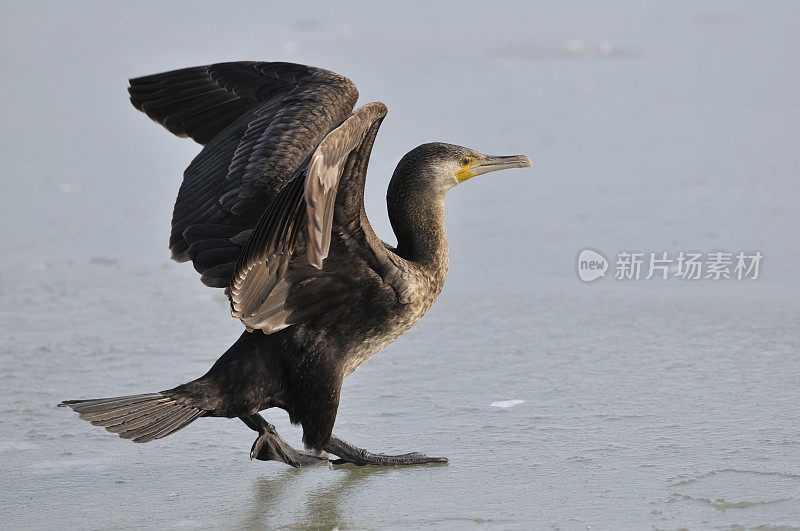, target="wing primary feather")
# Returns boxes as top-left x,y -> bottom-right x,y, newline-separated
129,61 -> 359,292
229,103 -> 388,330
303,102 -> 387,268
